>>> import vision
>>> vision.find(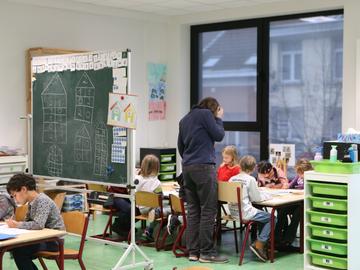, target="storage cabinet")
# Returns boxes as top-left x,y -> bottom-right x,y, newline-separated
140,148 -> 176,181
305,171 -> 360,270
0,155 -> 28,184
